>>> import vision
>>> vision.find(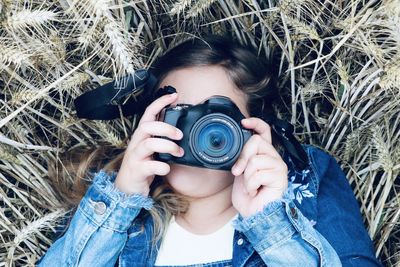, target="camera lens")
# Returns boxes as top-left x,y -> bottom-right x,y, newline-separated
190,113 -> 244,166
199,122 -> 233,157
